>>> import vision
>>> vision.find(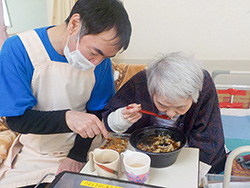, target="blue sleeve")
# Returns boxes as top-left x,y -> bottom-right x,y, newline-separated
87,58 -> 115,111
0,36 -> 37,116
